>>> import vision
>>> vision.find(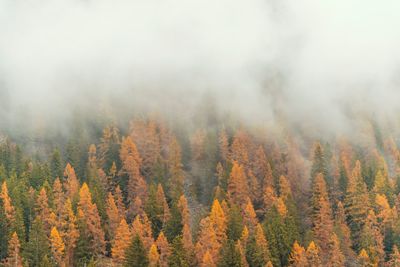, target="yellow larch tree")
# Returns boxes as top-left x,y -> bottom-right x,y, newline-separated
112,218 -> 132,263
50,227 -> 65,266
